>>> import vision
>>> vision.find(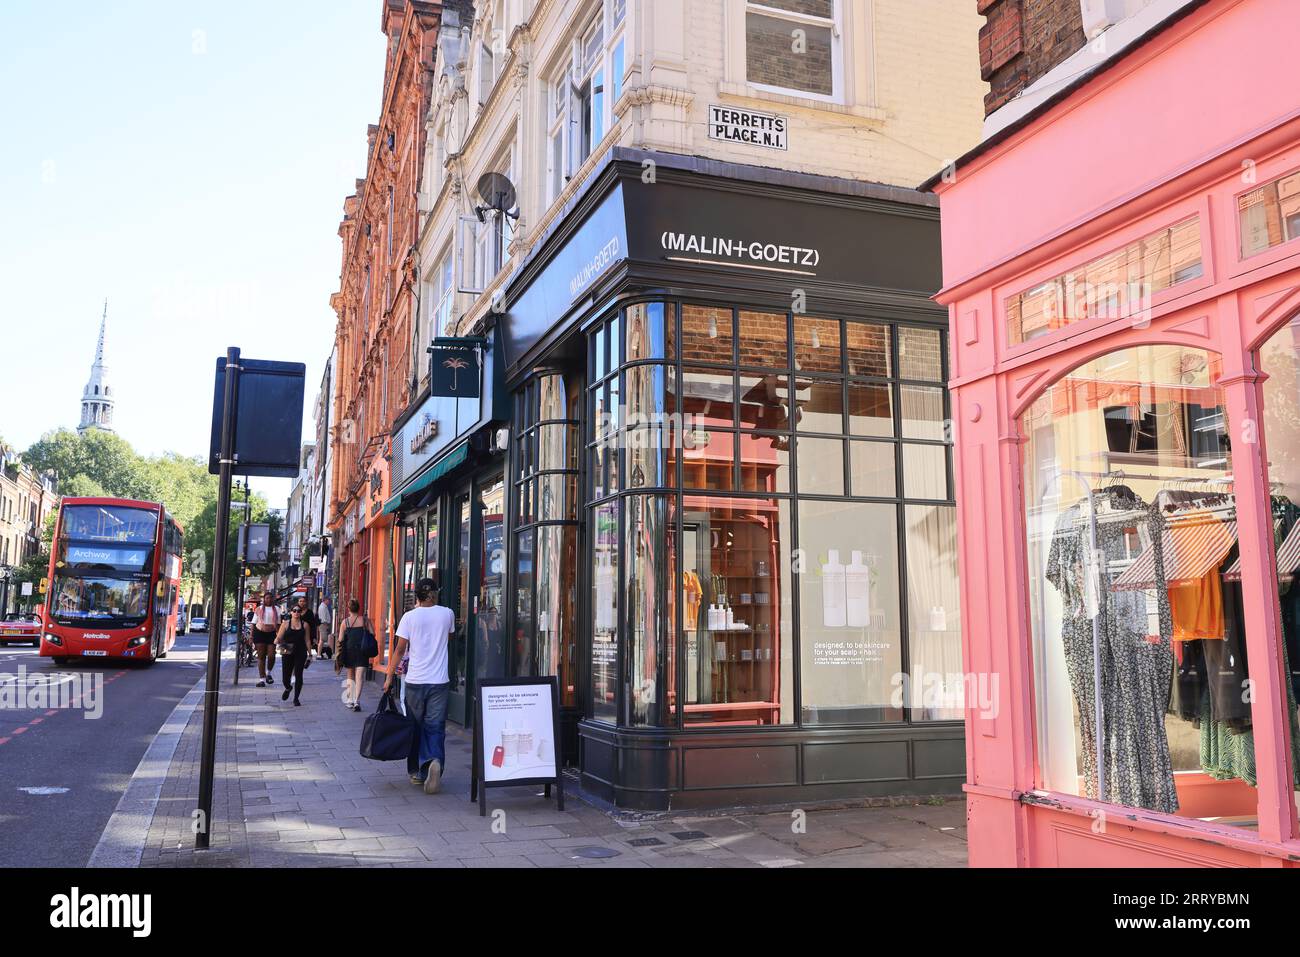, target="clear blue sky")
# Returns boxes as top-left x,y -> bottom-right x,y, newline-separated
0,1 -> 387,503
